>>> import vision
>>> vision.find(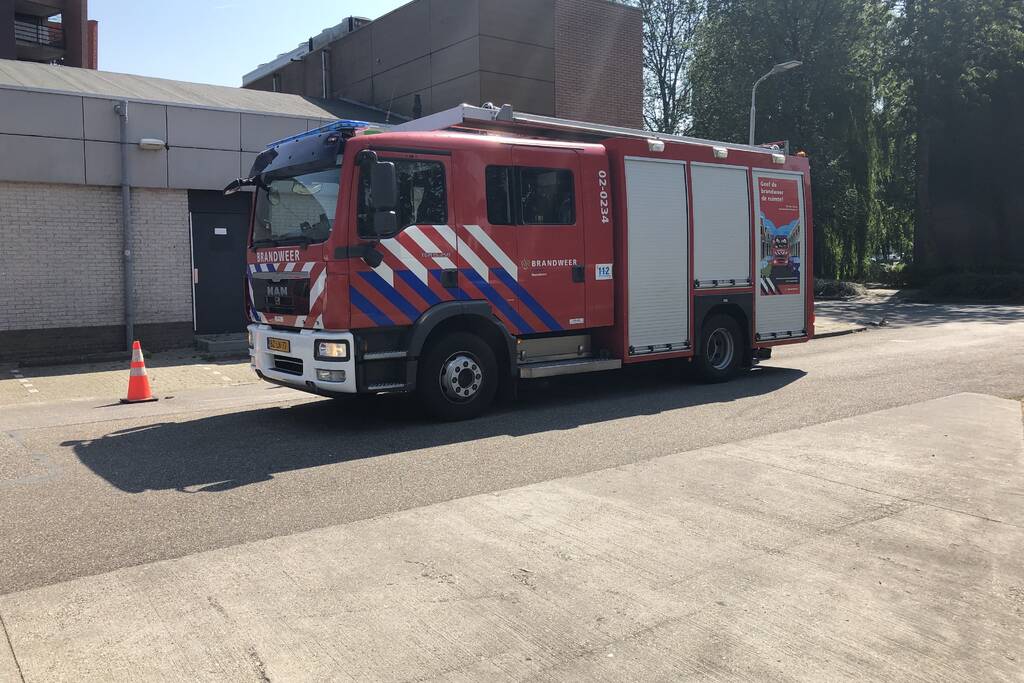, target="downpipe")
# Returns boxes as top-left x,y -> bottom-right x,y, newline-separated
114,100 -> 134,351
